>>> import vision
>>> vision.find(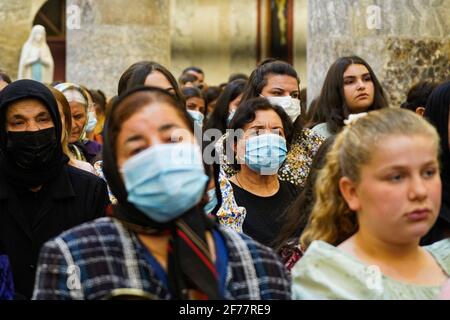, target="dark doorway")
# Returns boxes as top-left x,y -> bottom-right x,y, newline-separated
257,0 -> 294,65
33,0 -> 66,82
